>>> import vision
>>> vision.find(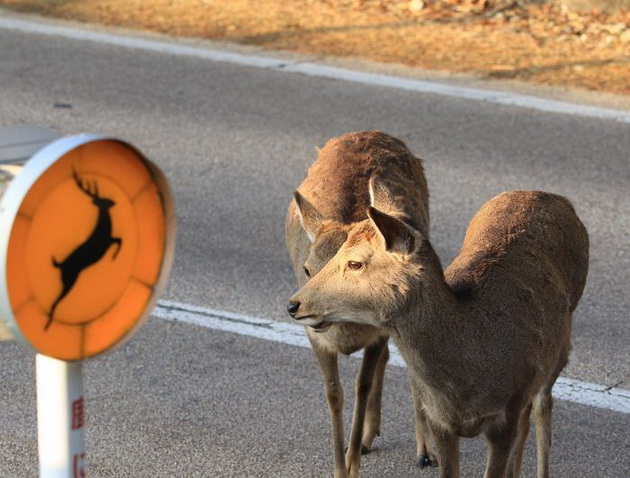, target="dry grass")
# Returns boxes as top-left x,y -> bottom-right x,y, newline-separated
1,0 -> 629,94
